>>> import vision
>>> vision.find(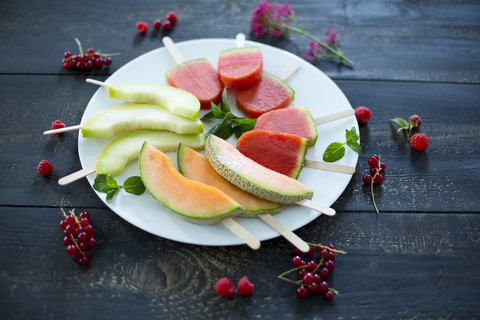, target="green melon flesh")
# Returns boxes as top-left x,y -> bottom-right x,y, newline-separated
108,83 -> 200,120
81,104 -> 203,138
96,129 -> 205,176
139,142 -> 244,224
205,135 -> 313,204
177,143 -> 282,217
